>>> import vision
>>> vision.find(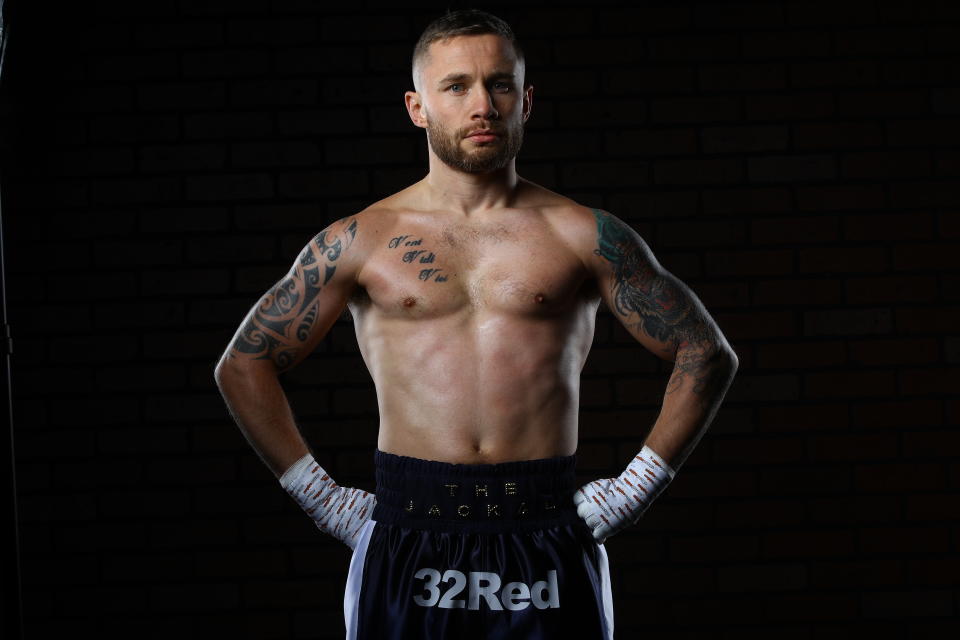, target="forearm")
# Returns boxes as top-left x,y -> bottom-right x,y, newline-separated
214,361 -> 309,478
644,349 -> 738,470
216,362 -> 375,549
